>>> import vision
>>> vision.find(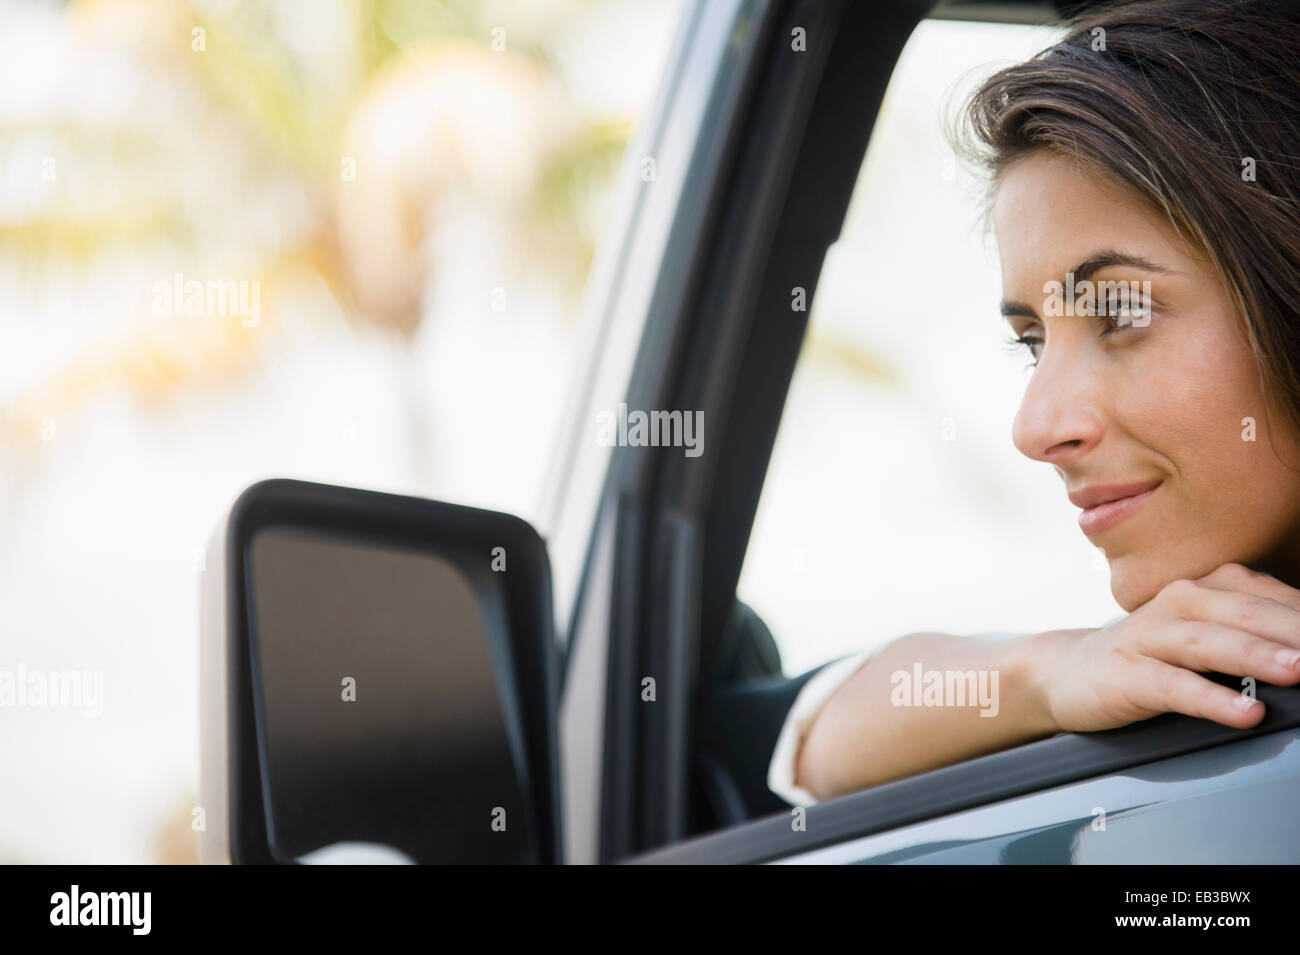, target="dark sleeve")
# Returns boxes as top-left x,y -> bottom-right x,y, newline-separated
692,664 -> 831,826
